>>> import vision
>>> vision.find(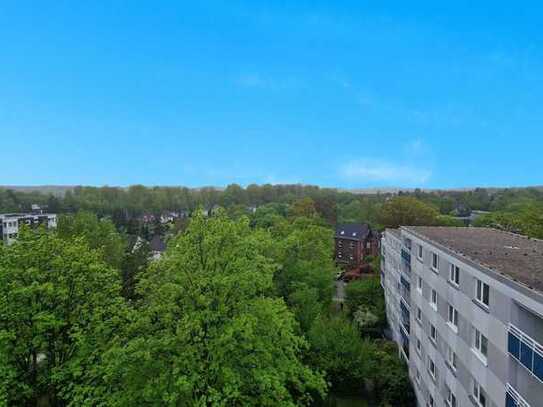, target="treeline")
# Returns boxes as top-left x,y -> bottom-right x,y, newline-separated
0,207 -> 414,406
3,184 -> 543,226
